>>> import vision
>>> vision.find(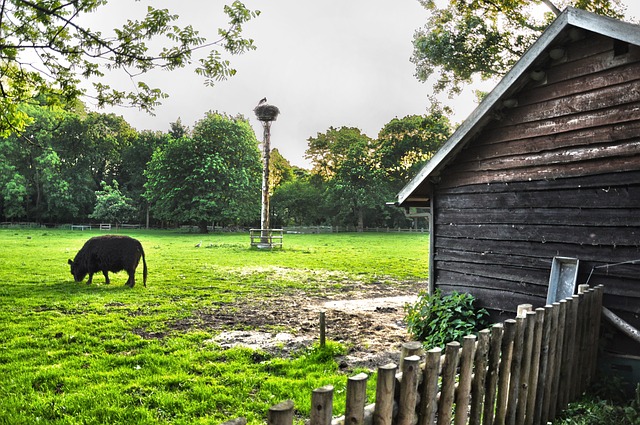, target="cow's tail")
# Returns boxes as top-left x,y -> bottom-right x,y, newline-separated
140,243 -> 148,288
